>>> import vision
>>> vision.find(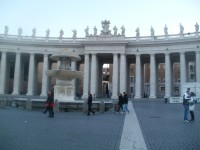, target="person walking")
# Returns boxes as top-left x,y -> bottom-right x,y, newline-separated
116,93 -> 123,113
122,92 -> 129,114
87,93 -> 95,116
49,91 -> 54,118
43,91 -> 51,114
189,92 -> 197,121
183,88 -> 191,122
